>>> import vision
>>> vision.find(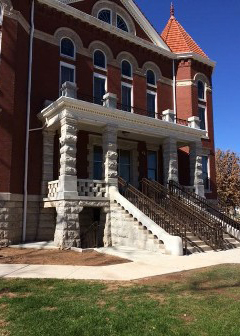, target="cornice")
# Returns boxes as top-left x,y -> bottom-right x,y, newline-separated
39,97 -> 206,143
176,52 -> 216,68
